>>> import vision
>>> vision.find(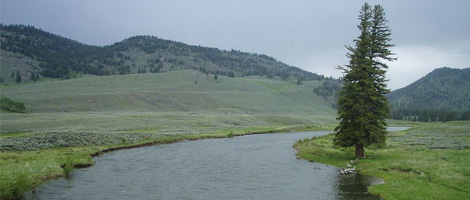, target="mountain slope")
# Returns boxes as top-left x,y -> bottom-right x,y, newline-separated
0,24 -> 326,83
387,67 -> 470,121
